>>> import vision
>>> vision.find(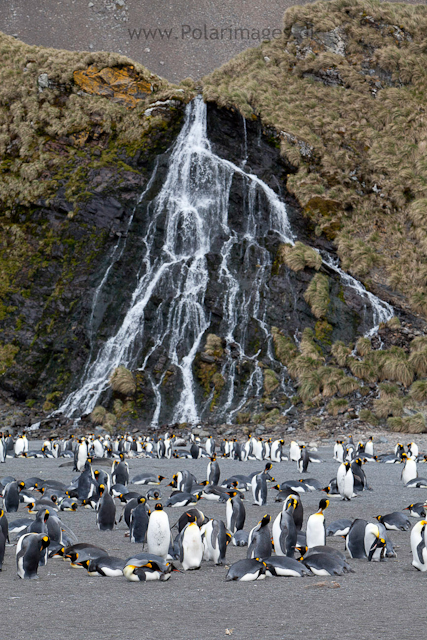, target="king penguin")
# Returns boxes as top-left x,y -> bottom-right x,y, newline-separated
247,514 -> 272,559
147,503 -> 170,559
226,494 -> 246,533
337,461 -> 354,500
96,484 -> 116,531
306,499 -> 329,548
401,453 -> 417,485
207,454 -> 220,486
201,518 -> 228,565
16,533 -> 50,579
411,519 -> 427,571
180,518 -> 203,570
272,496 -> 297,557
